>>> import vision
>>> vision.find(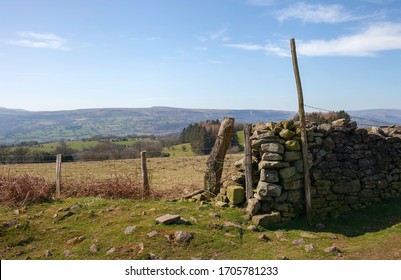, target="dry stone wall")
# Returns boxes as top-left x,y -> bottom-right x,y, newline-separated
232,120 -> 401,226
